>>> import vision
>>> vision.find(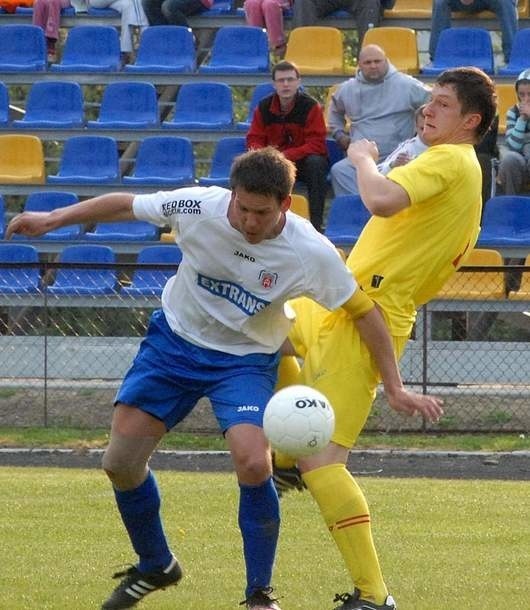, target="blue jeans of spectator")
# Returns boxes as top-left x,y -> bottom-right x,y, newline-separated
429,0 -> 518,63
142,0 -> 205,25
